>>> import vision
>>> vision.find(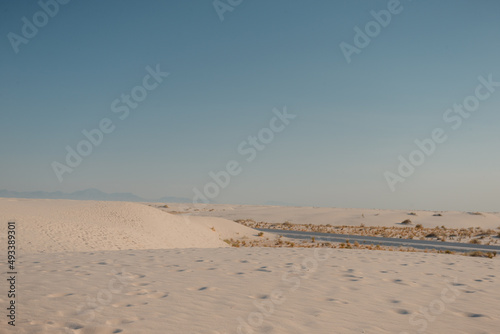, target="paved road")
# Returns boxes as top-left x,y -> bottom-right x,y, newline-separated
257,228 -> 500,253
